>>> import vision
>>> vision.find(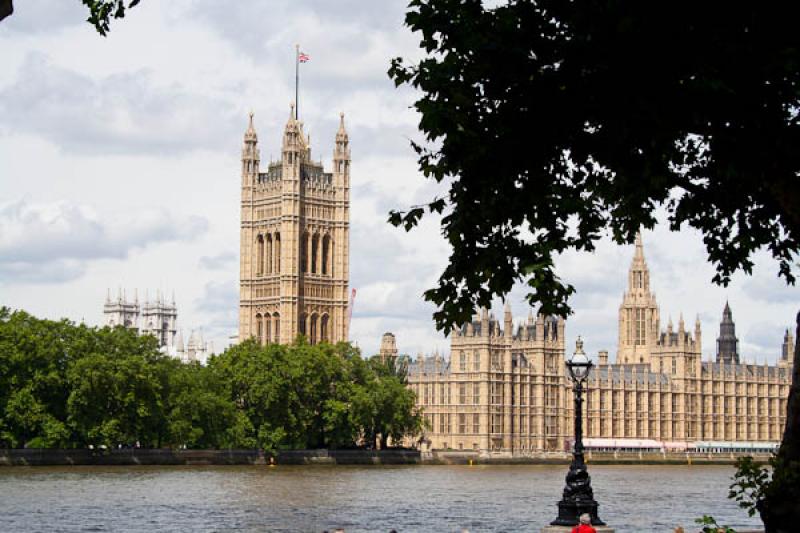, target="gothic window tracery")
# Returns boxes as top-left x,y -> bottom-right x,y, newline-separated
320,314 -> 329,343
321,234 -> 331,275
256,235 -> 264,275
265,234 -> 273,274
311,234 -> 320,274
274,232 -> 281,272
300,232 -> 309,273
310,313 -> 319,344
